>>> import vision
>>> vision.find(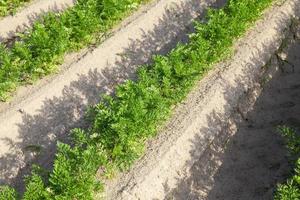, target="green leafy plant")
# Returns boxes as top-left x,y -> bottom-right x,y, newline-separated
0,0 -> 274,199
0,0 -> 30,17
0,0 -> 148,101
0,186 -> 17,200
275,126 -> 300,199
278,126 -> 300,156
275,160 -> 300,200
